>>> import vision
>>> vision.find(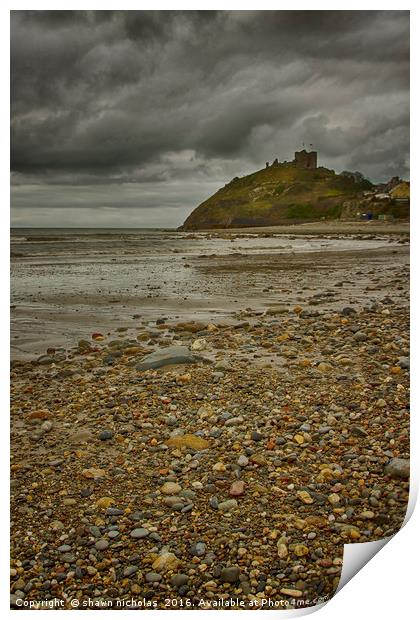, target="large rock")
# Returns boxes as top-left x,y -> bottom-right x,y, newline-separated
136,346 -> 201,371
385,458 -> 410,479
